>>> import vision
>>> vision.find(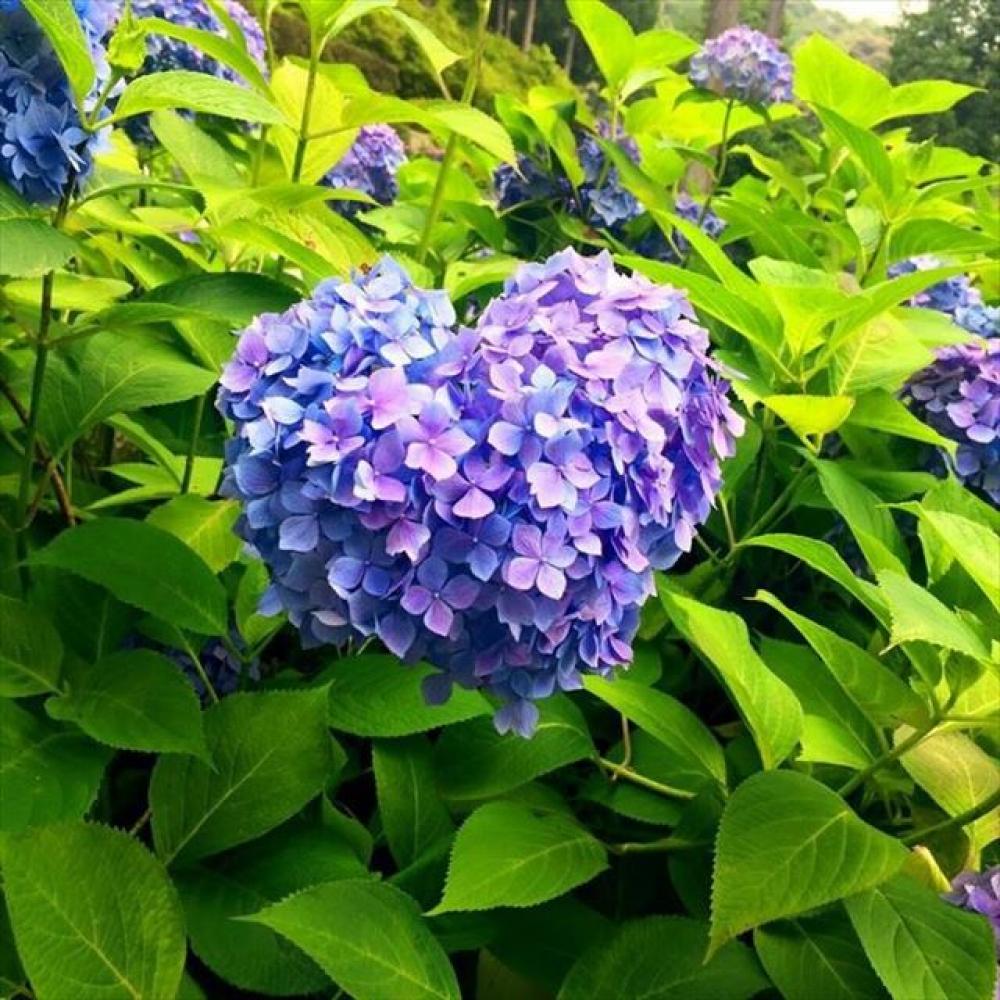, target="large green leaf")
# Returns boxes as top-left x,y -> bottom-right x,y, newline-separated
35,331 -> 215,457
52,650 -> 207,758
0,701 -> 109,835
0,219 -> 78,277
149,110 -> 242,185
325,655 -> 489,737
793,34 -> 890,126
755,908 -> 888,1000
431,801 -> 608,915
914,509 -> 1000,612
845,874 -> 997,1000
146,496 -> 242,573
710,771 -> 907,951
582,676 -> 725,791
566,0 -> 634,88
559,916 -> 768,1000
763,395 -> 855,440
22,0 -> 94,111
150,689 -> 337,865
433,696 -> 594,802
816,106 -> 893,197
4,822 -> 185,1000
660,588 -> 803,769
246,880 -> 461,1000
373,735 -> 454,868
30,518 -> 227,636
0,594 -> 62,697
846,390 -> 954,450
